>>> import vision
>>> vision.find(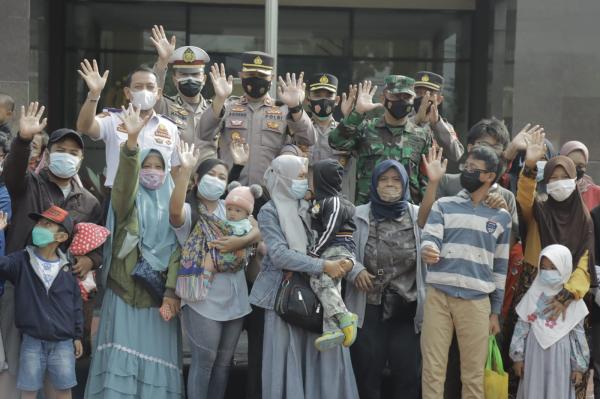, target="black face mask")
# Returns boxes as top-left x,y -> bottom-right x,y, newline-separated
177,78 -> 204,98
309,98 -> 336,118
384,98 -> 413,119
460,170 -> 485,193
576,166 -> 585,181
242,77 -> 271,98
